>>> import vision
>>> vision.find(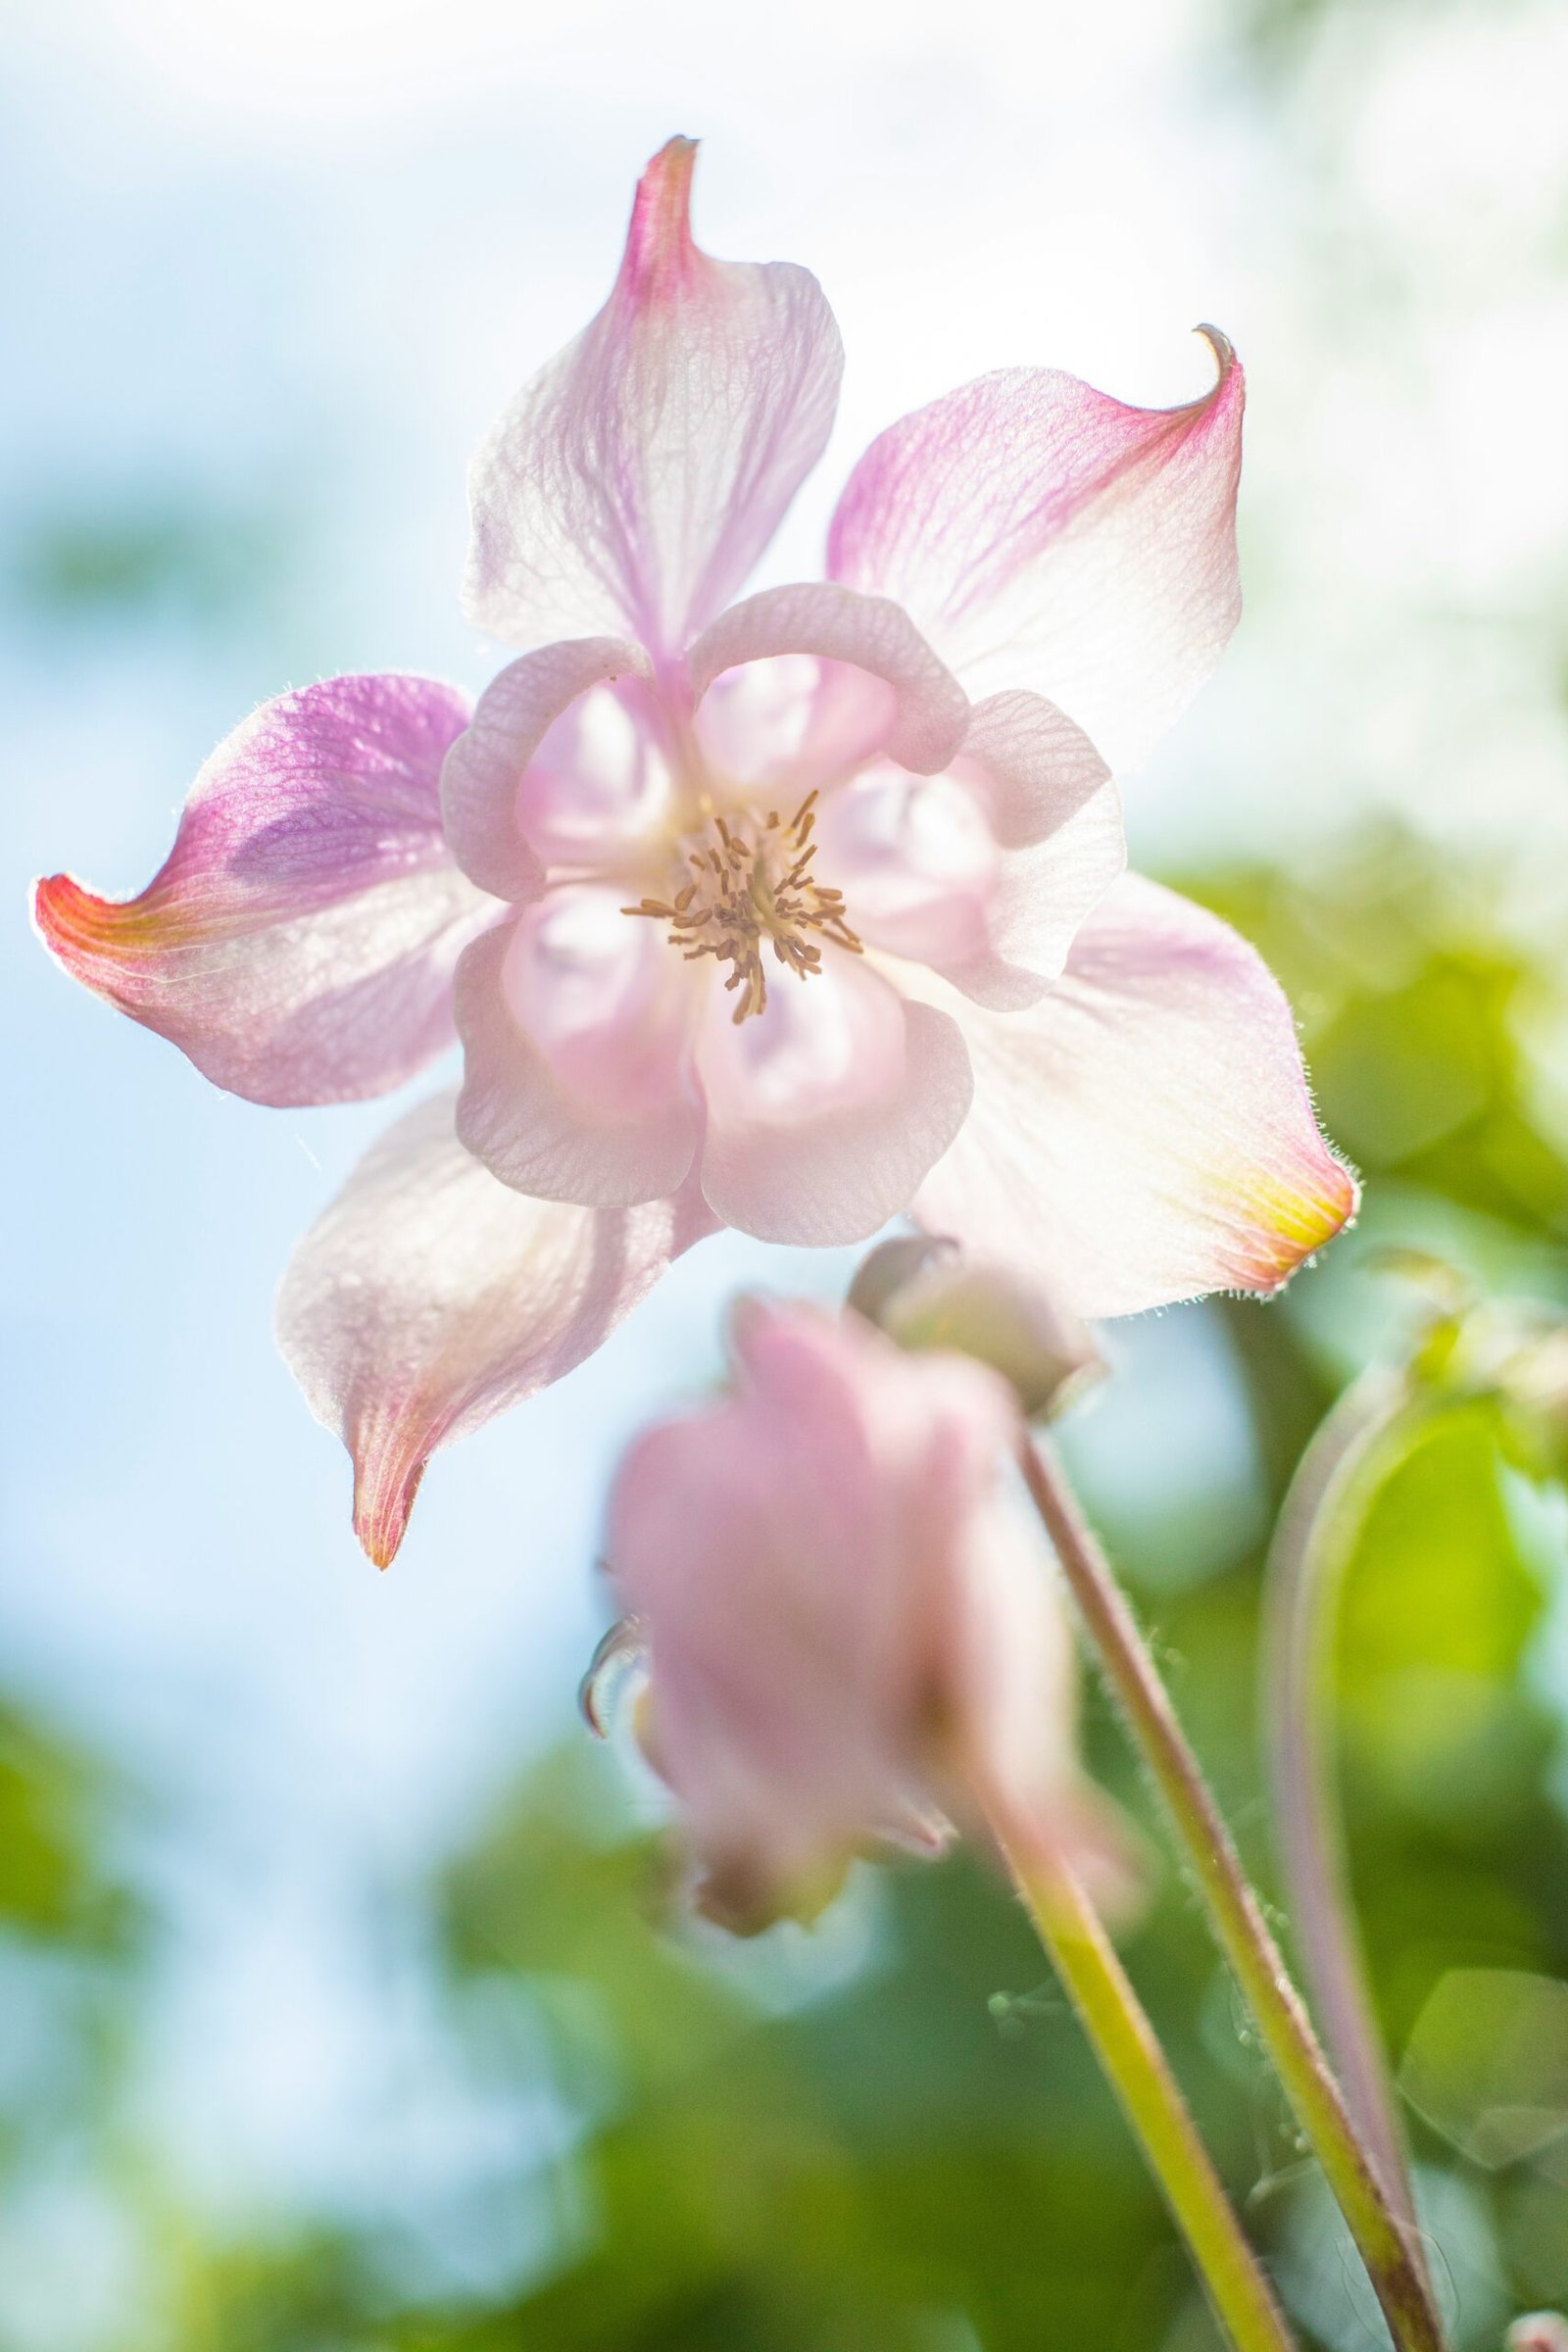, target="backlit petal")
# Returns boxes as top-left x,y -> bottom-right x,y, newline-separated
688,581 -> 968,776
34,674 -> 492,1106
695,954 -> 972,1245
956,689 -> 1111,851
465,138 -> 844,658
454,908 -> 702,1205
276,1092 -> 715,1565
514,679 -> 674,872
937,692 -> 1124,1005
943,784 -> 1126,1010
813,766 -> 1000,969
914,873 -> 1356,1314
812,692 -> 1122,1011
828,331 -> 1244,772
441,638 -> 651,900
